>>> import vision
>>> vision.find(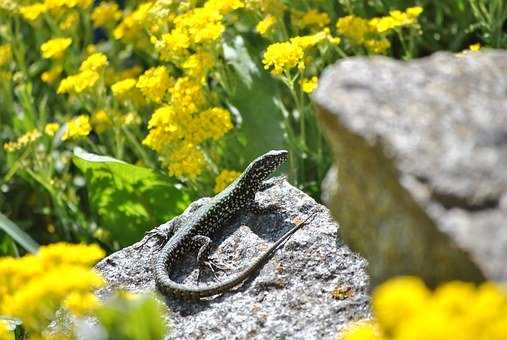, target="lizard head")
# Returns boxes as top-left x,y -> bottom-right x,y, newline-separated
246,149 -> 289,182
